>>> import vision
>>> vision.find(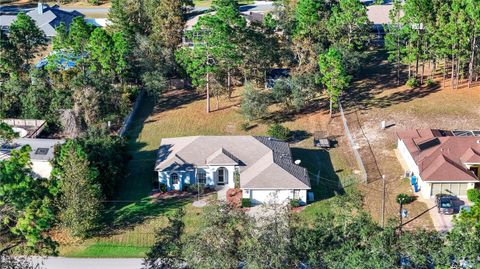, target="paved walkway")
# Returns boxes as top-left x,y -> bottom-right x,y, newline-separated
31,257 -> 143,269
420,197 -> 470,232
422,198 -> 453,232
216,186 -> 228,201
